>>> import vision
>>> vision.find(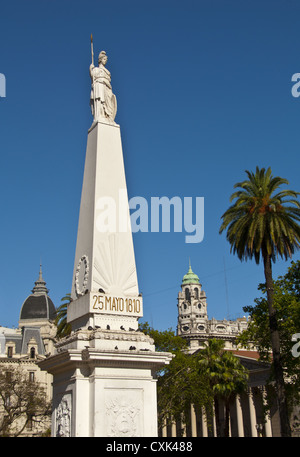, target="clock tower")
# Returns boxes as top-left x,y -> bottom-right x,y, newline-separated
177,262 -> 208,348
176,263 -> 249,352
